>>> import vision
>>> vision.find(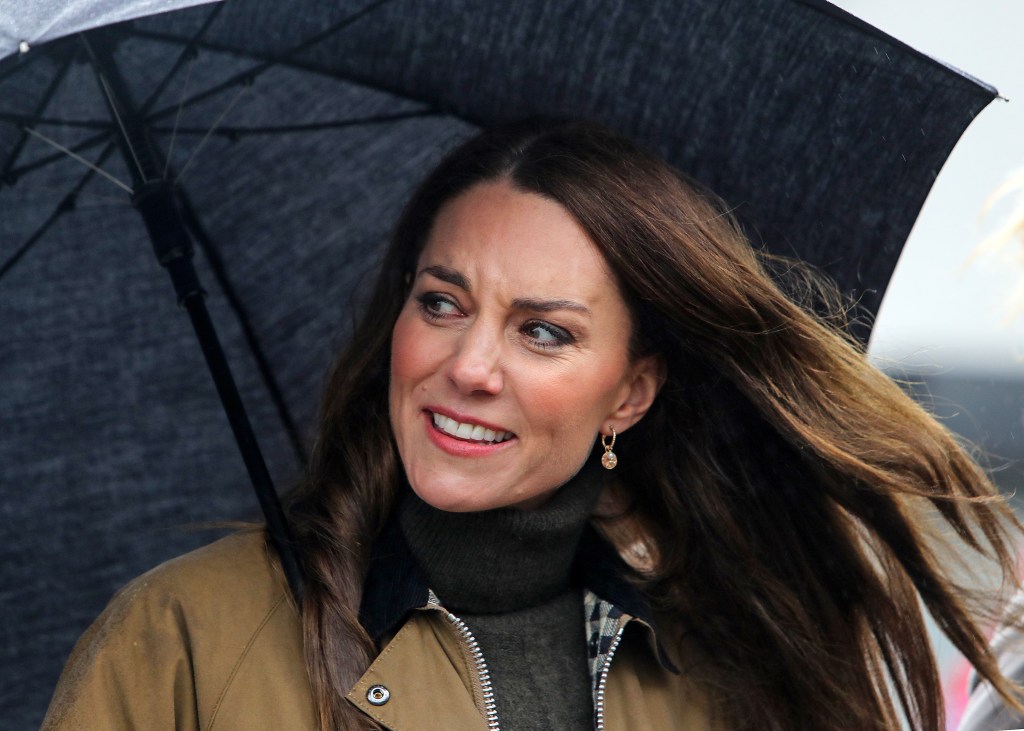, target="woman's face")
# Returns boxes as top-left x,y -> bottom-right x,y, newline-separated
389,180 -> 661,512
